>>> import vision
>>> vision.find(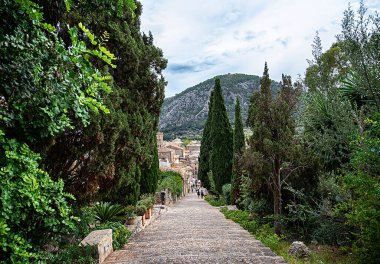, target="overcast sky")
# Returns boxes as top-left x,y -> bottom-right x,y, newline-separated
139,0 -> 379,98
